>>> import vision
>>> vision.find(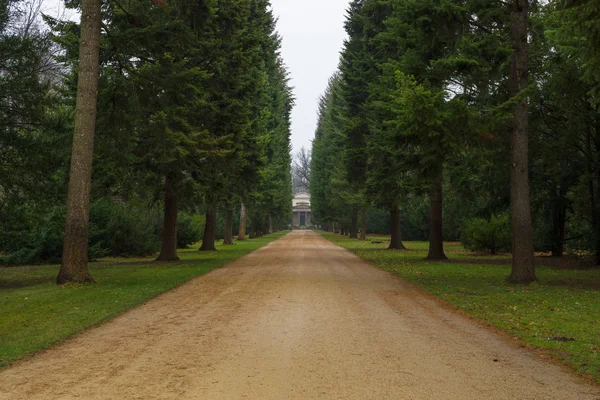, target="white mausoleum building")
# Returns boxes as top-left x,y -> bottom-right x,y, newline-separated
292,192 -> 311,227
